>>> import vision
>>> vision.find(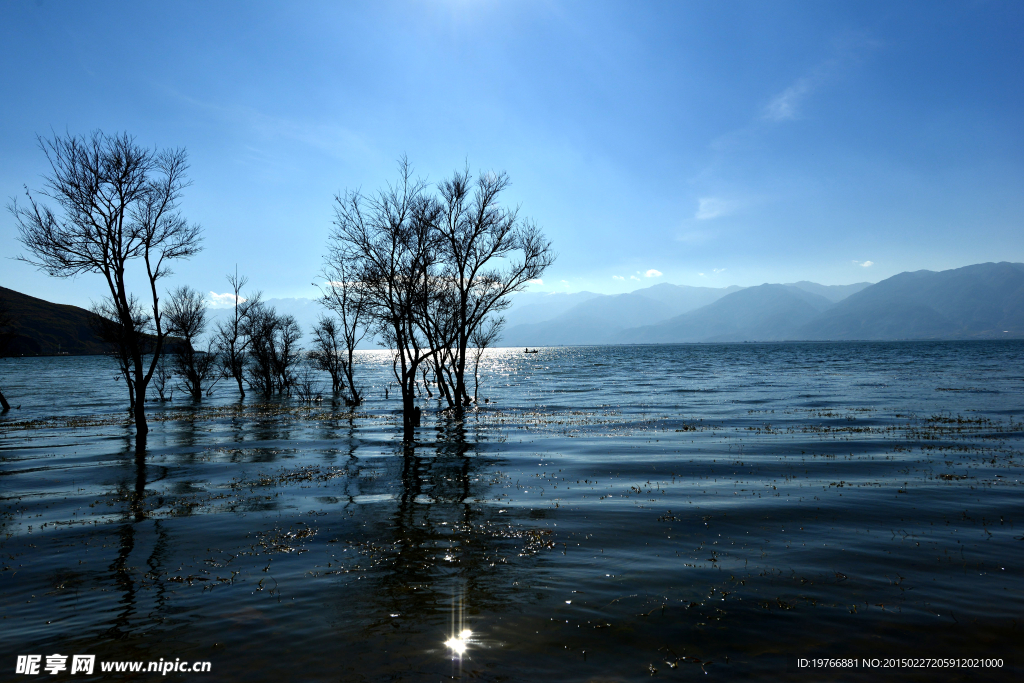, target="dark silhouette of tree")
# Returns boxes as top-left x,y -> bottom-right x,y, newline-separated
327,158 -> 553,439
10,131 -> 202,438
330,158 -> 440,439
317,251 -> 368,405
432,167 -> 554,411
469,317 -> 501,404
244,302 -> 302,397
308,315 -> 346,395
0,294 -> 17,411
90,296 -> 152,416
152,355 -> 172,402
165,286 -> 218,400
215,269 -> 259,399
